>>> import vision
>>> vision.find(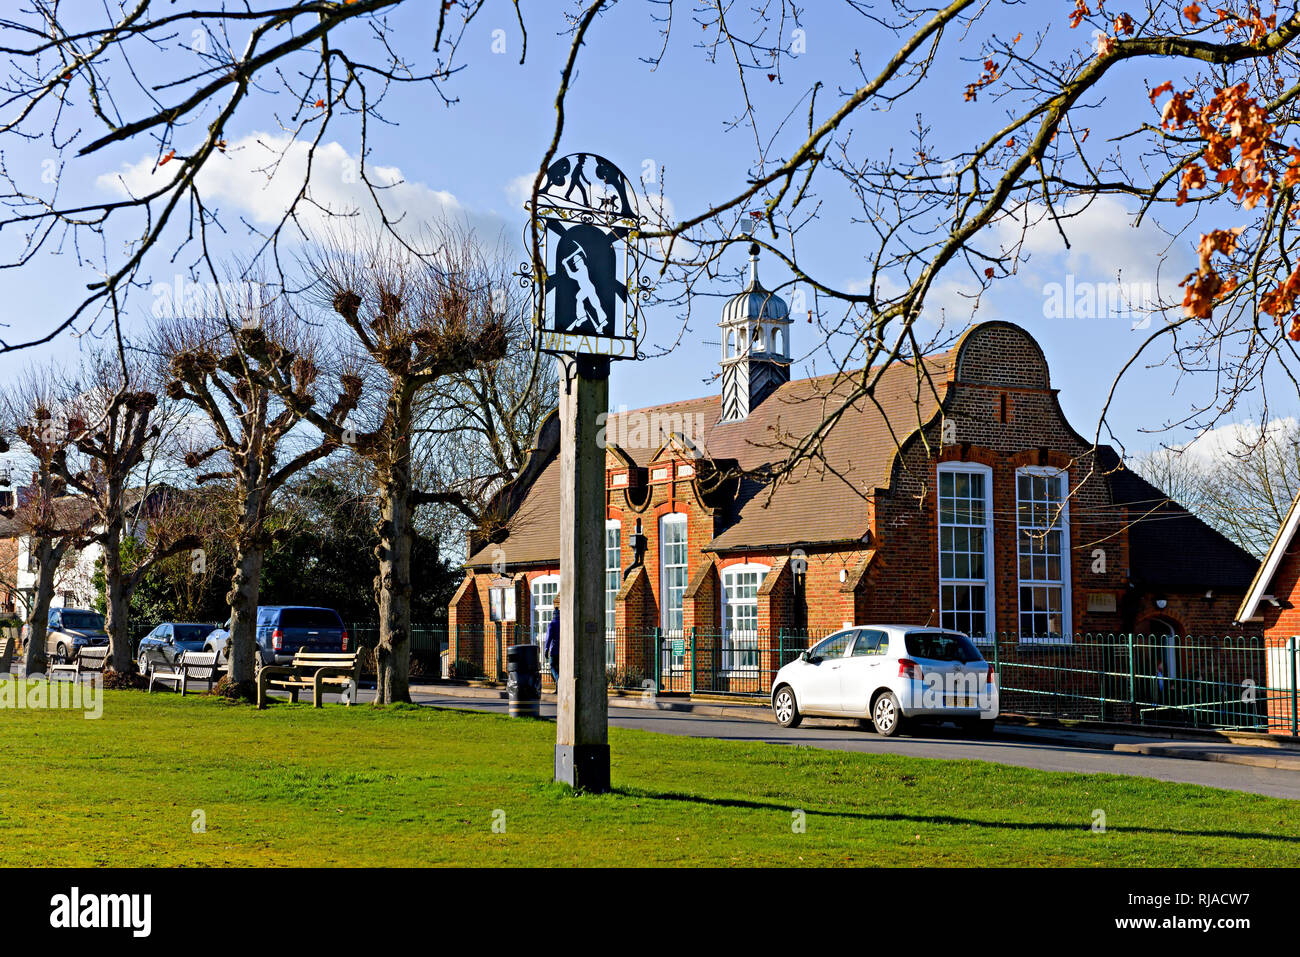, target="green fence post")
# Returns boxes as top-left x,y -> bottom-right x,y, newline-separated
1127,632 -> 1137,724
653,627 -> 661,695
1284,634 -> 1294,738
689,627 -> 696,695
